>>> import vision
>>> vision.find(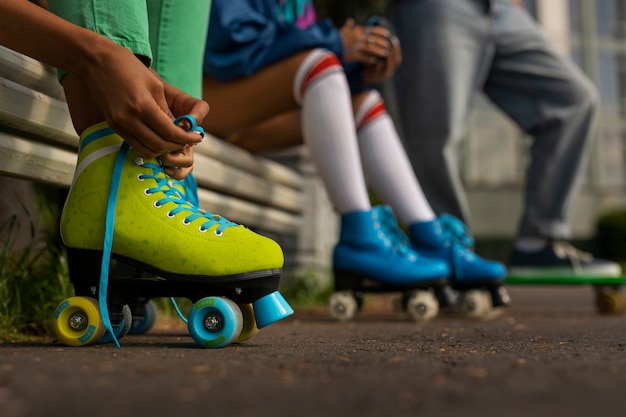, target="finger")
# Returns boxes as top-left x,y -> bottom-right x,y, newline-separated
142,108 -> 204,148
363,35 -> 392,59
186,99 -> 210,126
391,36 -> 402,65
165,165 -> 194,180
112,114 -> 197,159
160,150 -> 194,168
369,26 -> 392,42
